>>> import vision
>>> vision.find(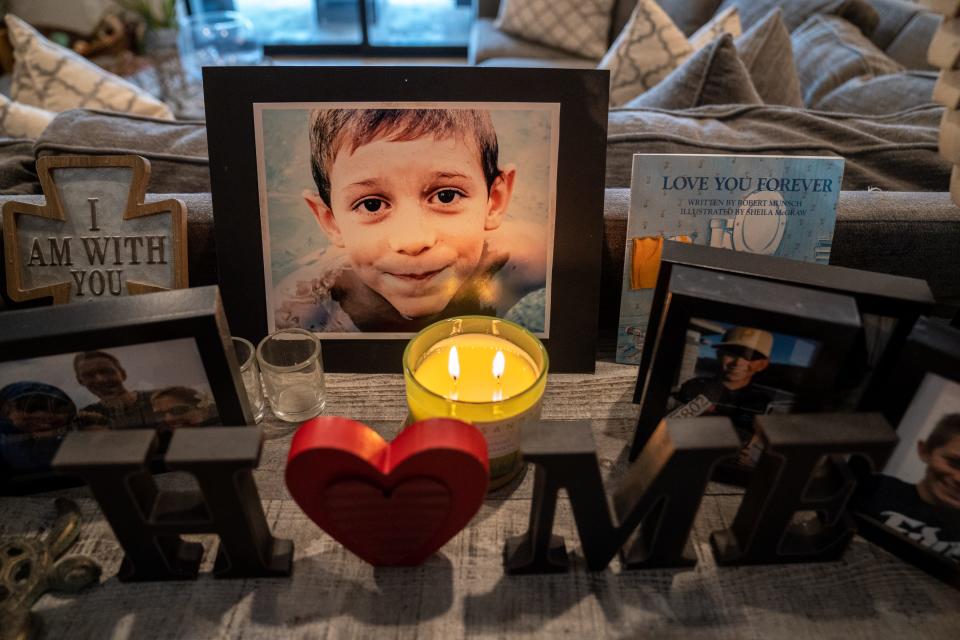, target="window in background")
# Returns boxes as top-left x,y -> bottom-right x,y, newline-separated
365,0 -> 471,47
189,0 -> 470,51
